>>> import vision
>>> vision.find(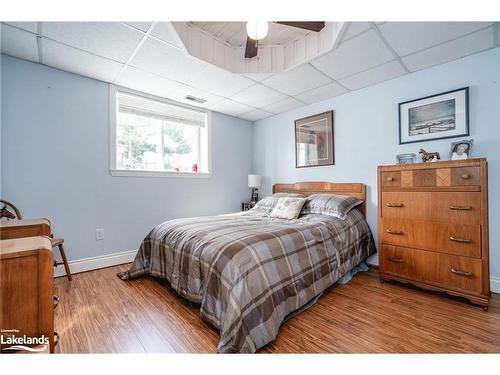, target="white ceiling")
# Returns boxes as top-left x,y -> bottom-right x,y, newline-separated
1,21 -> 498,122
